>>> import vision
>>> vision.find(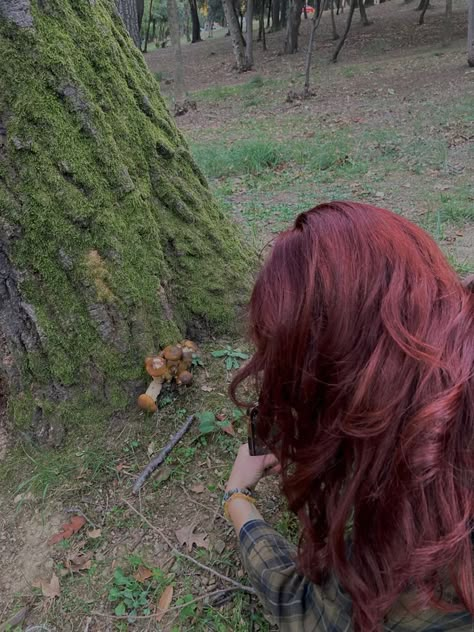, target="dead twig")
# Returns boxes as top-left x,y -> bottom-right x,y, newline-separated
133,415 -> 195,494
122,498 -> 255,595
